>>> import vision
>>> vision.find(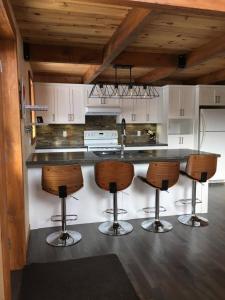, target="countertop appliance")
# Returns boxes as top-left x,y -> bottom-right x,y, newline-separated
199,107 -> 225,182
84,130 -> 121,151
